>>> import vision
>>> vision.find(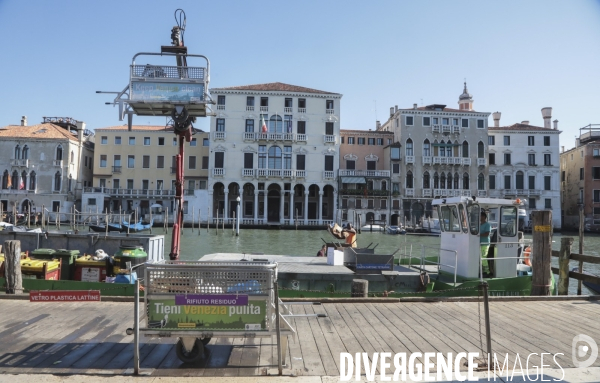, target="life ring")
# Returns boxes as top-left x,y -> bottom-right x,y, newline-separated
523,246 -> 532,267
